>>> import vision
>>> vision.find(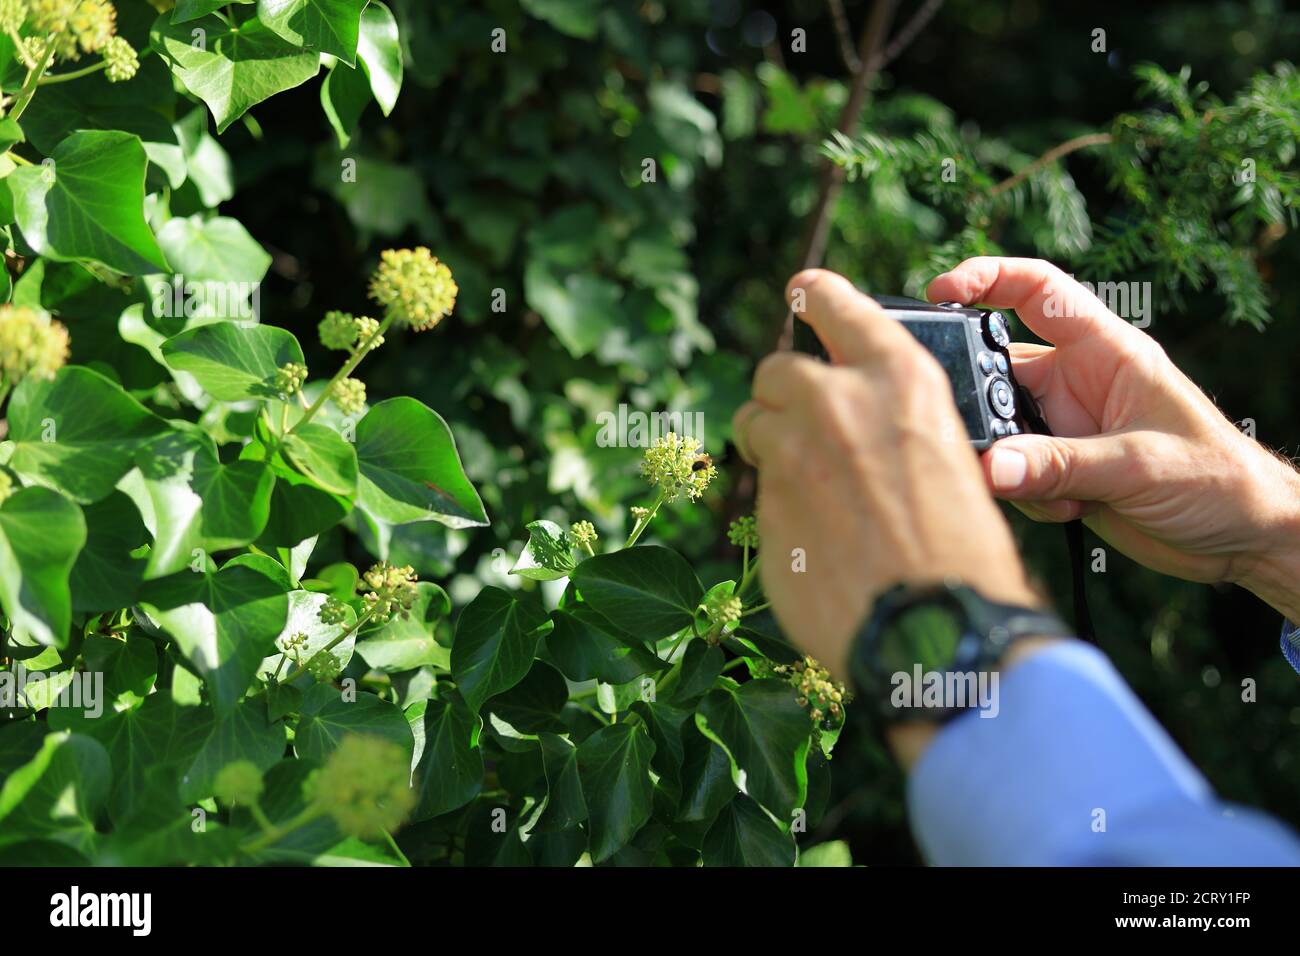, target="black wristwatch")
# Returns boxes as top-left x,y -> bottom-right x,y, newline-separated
849,580 -> 1074,726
